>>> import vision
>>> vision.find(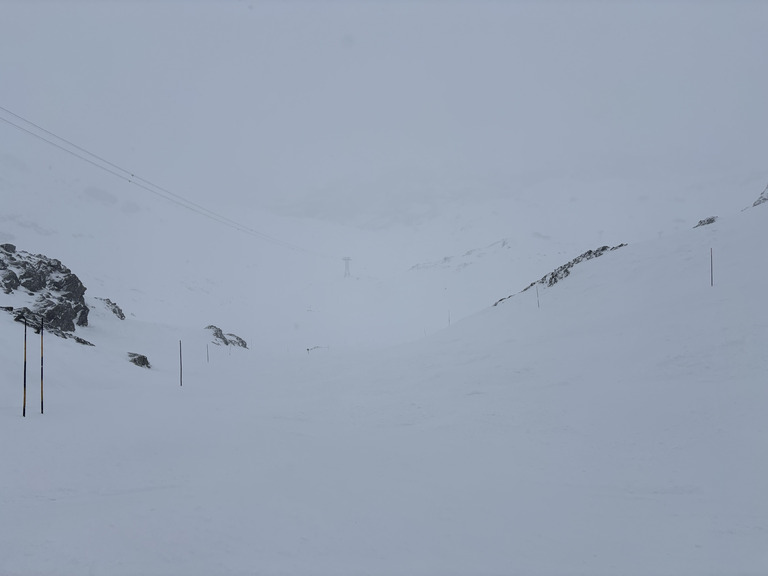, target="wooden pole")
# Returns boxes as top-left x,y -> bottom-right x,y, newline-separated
40,319 -> 44,415
22,317 -> 27,417
179,340 -> 183,387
